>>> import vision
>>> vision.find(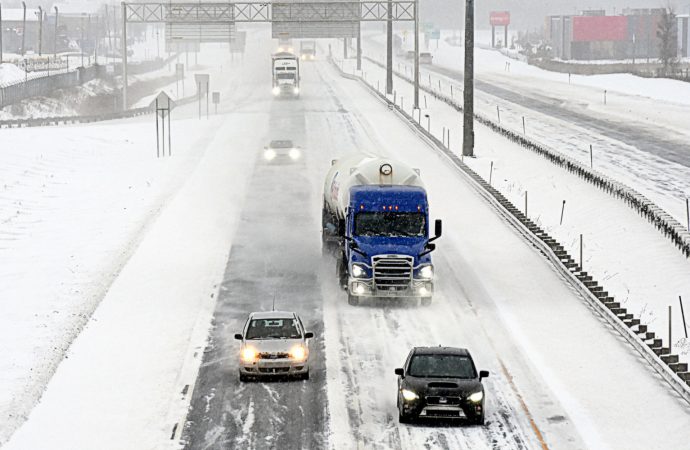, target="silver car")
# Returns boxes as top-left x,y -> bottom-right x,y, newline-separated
263,140 -> 302,163
234,311 -> 314,381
